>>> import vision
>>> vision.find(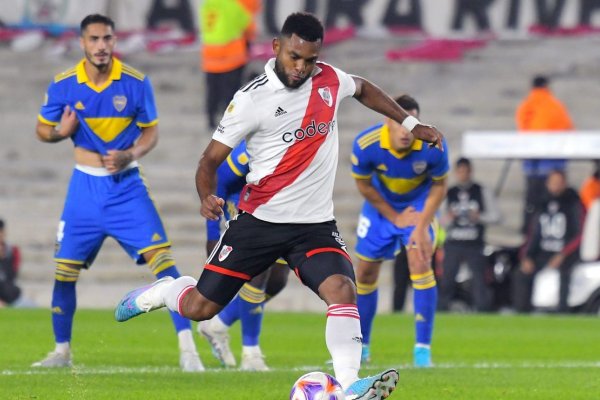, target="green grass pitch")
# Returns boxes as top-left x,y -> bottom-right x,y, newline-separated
1,308 -> 599,399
